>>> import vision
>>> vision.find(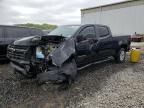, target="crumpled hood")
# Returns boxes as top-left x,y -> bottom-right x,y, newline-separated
13,36 -> 38,46
49,38 -> 75,67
